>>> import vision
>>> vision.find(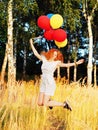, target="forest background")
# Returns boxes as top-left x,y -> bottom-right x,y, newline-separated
0,0 -> 98,86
